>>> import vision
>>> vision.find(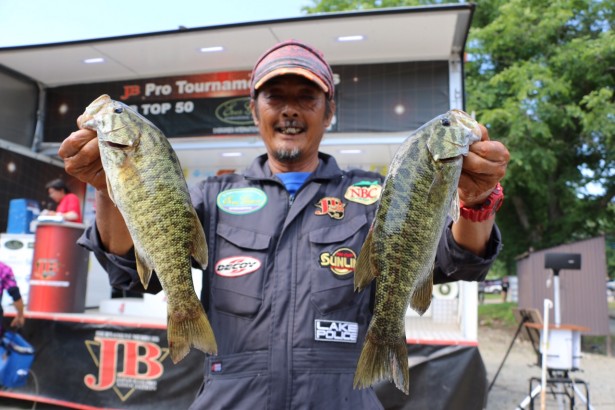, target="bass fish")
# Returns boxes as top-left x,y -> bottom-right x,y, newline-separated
353,109 -> 481,394
79,94 -> 217,363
